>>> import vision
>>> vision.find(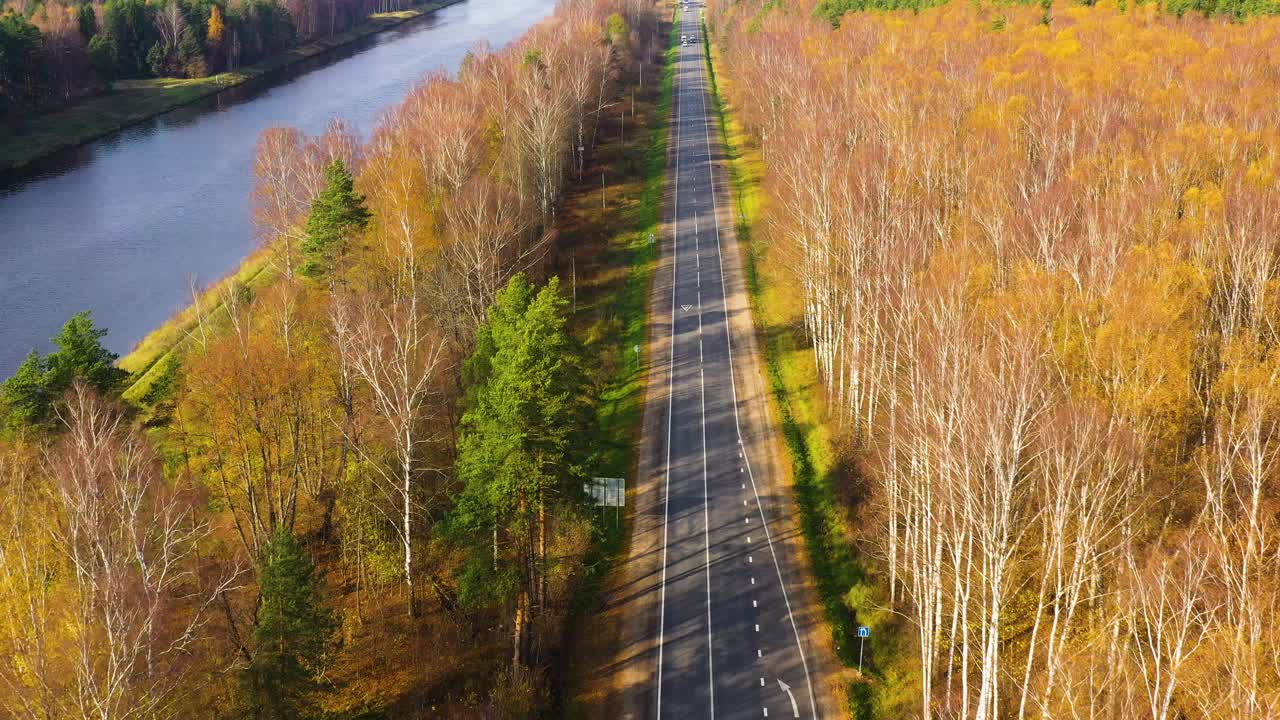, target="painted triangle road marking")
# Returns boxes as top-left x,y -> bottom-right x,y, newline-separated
681,304 -> 692,312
